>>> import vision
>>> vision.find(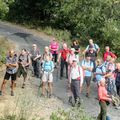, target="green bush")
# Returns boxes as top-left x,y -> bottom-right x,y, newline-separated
0,37 -> 12,66
50,107 -> 95,120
